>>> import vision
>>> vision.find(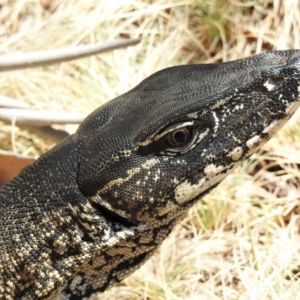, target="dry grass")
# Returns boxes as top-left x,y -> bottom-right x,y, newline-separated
1,0 -> 300,299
